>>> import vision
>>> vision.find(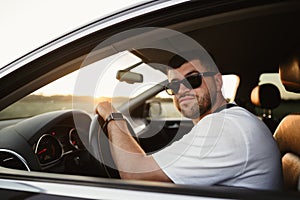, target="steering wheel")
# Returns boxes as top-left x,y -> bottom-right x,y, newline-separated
88,114 -> 120,178
89,114 -> 138,178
